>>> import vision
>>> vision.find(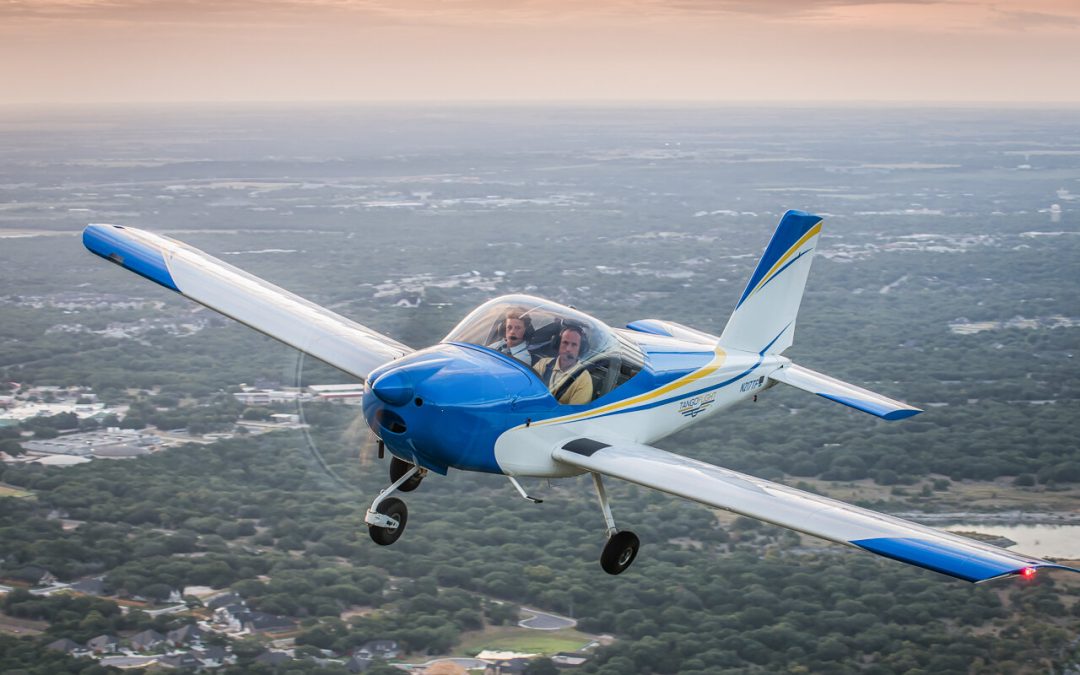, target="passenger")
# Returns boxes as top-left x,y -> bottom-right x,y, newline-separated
490,310 -> 534,365
533,325 -> 594,405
